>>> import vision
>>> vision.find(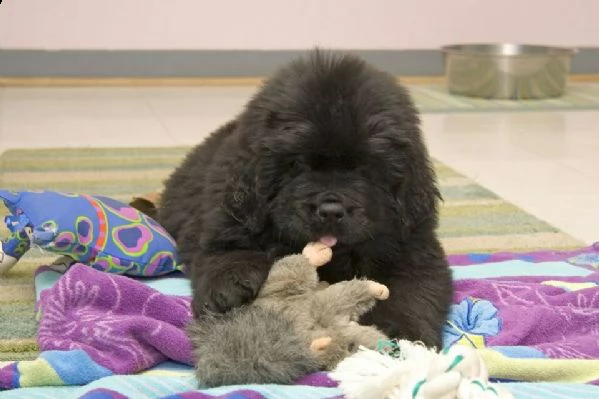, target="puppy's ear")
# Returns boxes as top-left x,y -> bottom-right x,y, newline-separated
396,142 -> 441,236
